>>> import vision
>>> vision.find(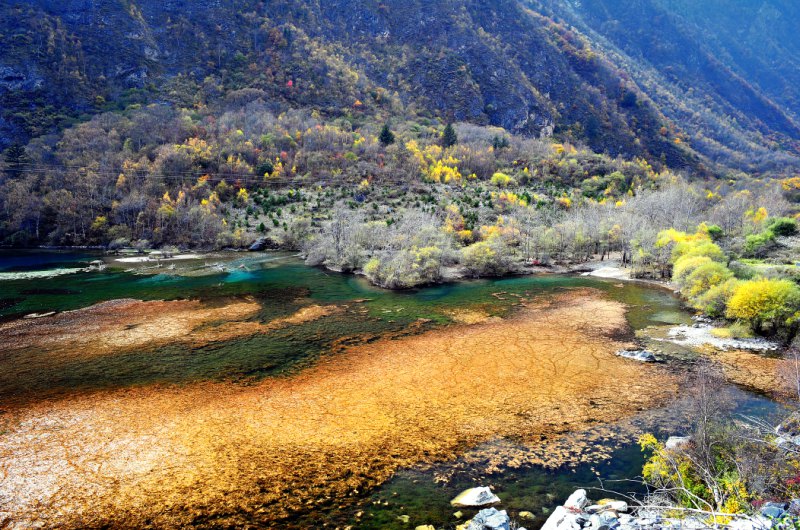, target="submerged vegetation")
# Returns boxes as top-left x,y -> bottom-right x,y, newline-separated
1,1 -> 800,528
0,287 -> 678,528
